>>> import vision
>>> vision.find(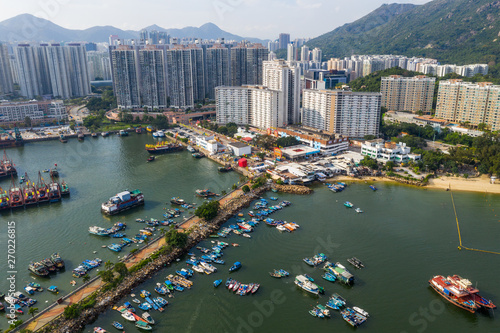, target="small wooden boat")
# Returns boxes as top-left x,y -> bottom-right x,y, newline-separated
111,321 -> 124,330
147,156 -> 155,162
